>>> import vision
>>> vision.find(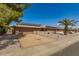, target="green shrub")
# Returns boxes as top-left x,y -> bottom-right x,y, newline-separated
0,26 -> 7,35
